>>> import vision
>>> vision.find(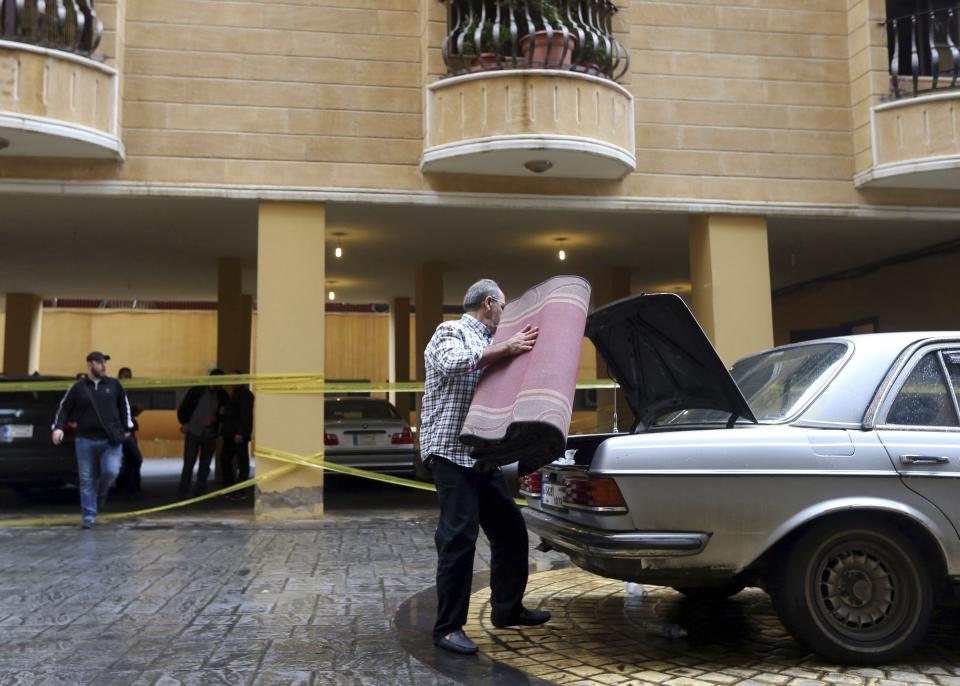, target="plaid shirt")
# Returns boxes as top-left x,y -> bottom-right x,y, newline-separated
419,314 -> 492,467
